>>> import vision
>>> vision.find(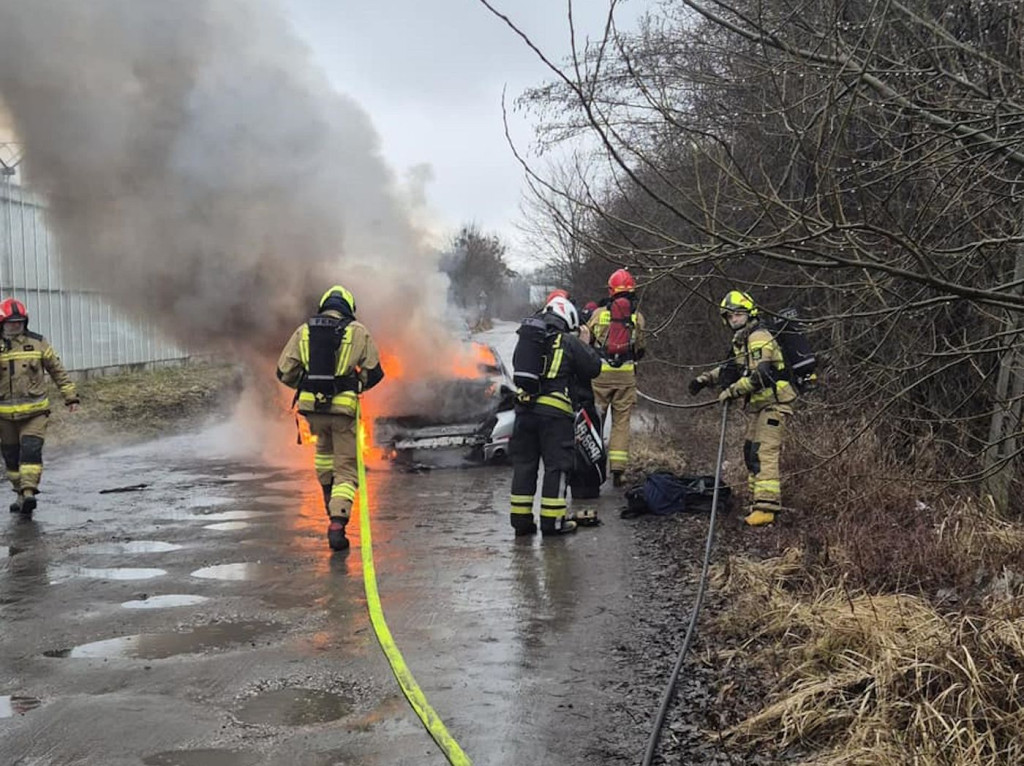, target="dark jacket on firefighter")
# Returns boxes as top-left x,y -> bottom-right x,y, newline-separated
510,313 -> 602,536
517,312 -> 601,418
